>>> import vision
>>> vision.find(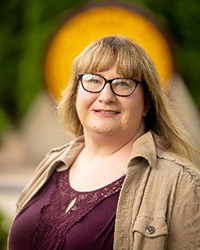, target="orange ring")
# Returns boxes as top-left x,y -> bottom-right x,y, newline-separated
45,5 -> 174,99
